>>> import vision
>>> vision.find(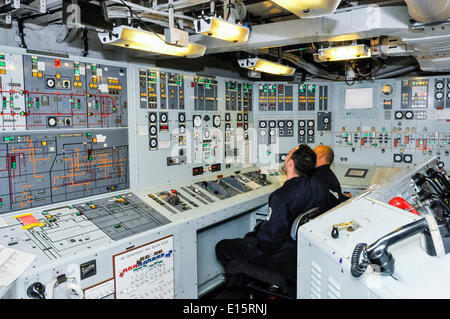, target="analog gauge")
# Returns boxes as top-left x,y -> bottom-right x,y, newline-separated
178,113 -> 185,122
307,121 -> 314,127
260,130 -> 266,136
269,121 -> 276,128
404,155 -> 412,163
149,126 -> 157,135
436,91 -> 444,100
269,129 -> 276,136
149,113 -> 157,123
160,113 -> 167,122
48,117 -> 57,127
193,115 -> 202,127
395,111 -> 403,119
213,115 -> 221,127
259,121 -> 266,128
436,81 -> 444,90
278,121 -> 285,128
150,138 -> 158,148
382,84 -> 393,95
394,154 -> 402,162
405,111 -> 413,119
299,129 -> 305,136
225,113 -> 231,121
323,117 -> 330,124
179,125 -> 185,134
308,129 -> 314,135
286,120 -> 293,127
299,121 -> 305,127
46,78 -> 55,88
280,154 -> 286,161
244,114 -> 248,121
